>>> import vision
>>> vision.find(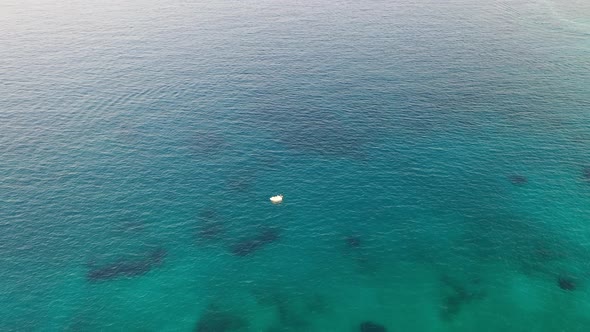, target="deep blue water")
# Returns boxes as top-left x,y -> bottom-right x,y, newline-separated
1,0 -> 590,330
